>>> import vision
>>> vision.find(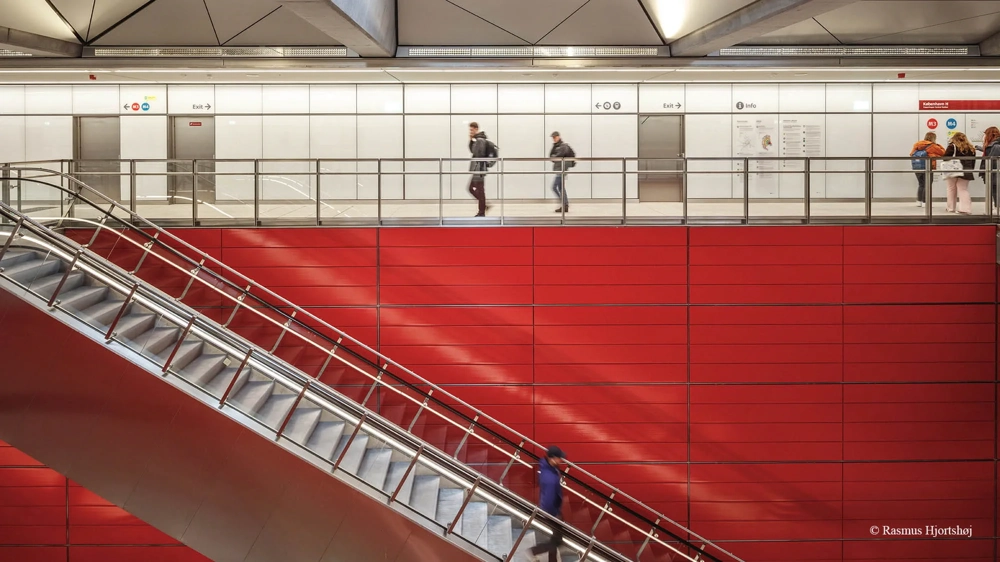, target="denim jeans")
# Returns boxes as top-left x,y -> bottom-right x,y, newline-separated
552,175 -> 568,209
